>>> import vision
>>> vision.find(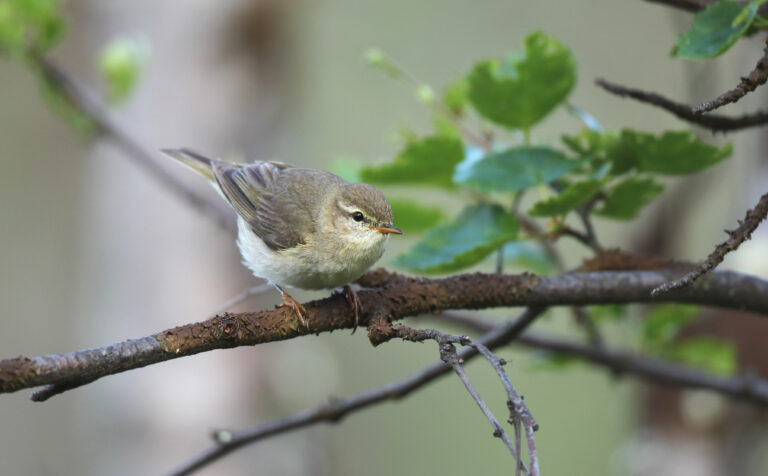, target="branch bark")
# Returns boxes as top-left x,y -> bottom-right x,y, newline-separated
2,268 -> 768,400
693,37 -> 768,114
596,78 -> 768,132
644,0 -> 709,13
438,312 -> 768,407
33,56 -> 236,230
652,191 -> 768,295
170,308 -> 545,476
